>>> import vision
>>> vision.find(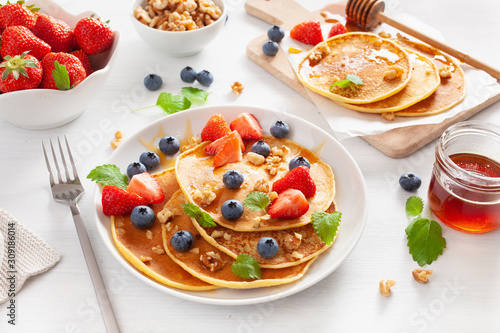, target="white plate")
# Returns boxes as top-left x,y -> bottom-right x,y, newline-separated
93,105 -> 368,305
